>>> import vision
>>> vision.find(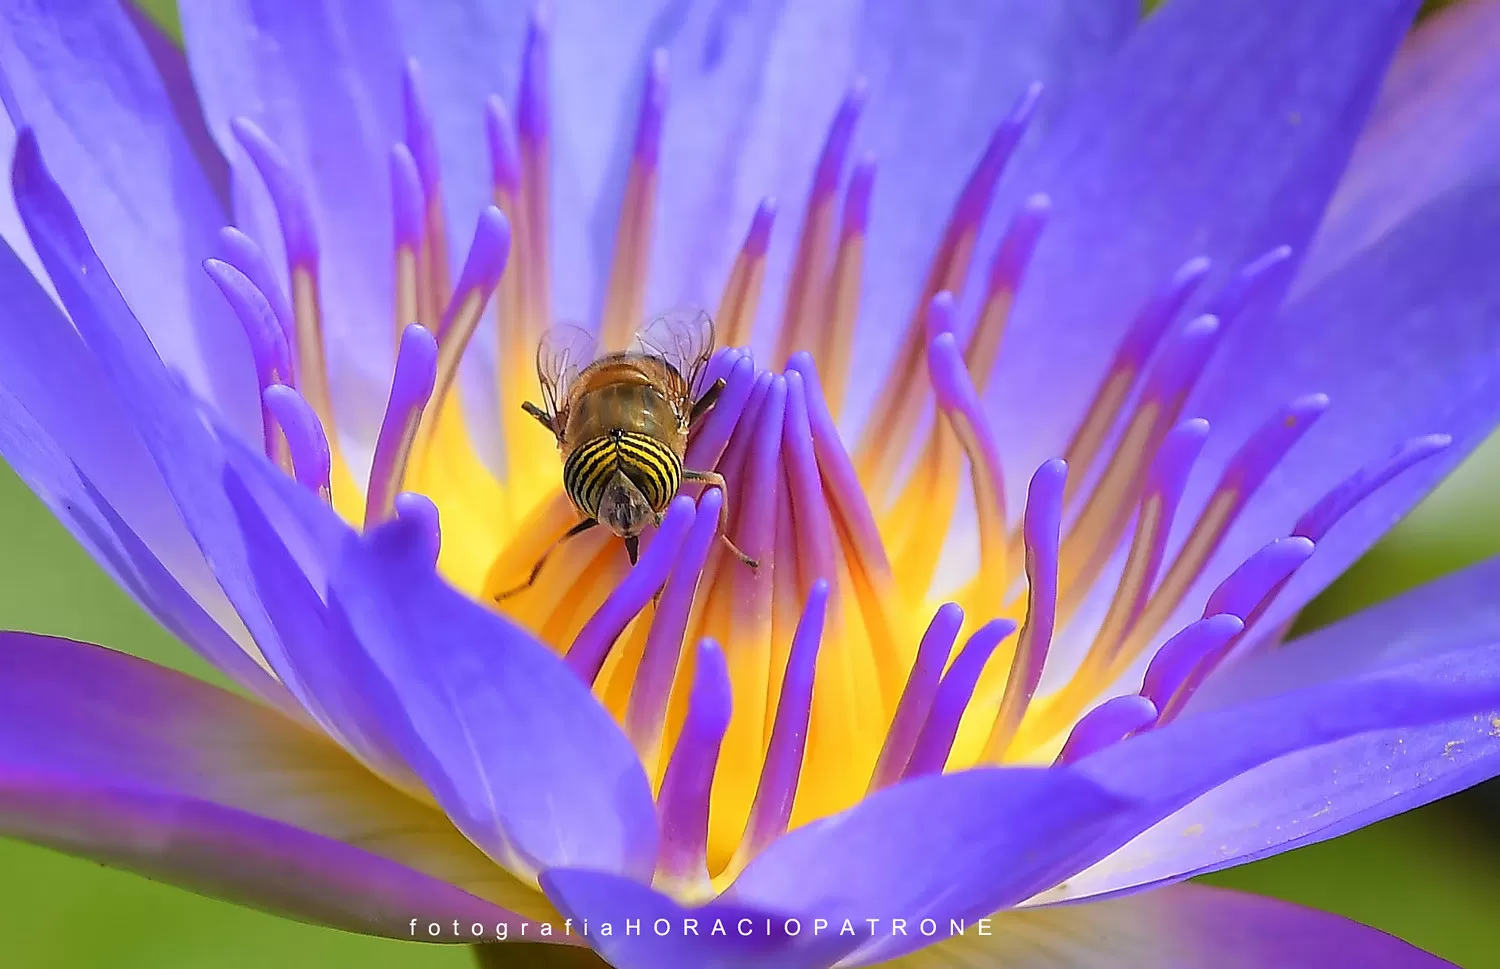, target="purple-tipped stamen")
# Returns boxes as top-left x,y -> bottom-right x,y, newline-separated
203,258 -> 294,465
393,491 -> 443,570
1295,433 -> 1453,542
964,193 -> 1051,387
655,638 -> 732,894
1206,244 -> 1295,324
867,602 -> 965,792
985,459 -> 1066,760
1140,614 -> 1247,724
262,384 -> 332,503
215,226 -> 296,368
484,95 -> 522,196
902,618 -> 1018,780
625,490 -> 725,763
775,80 -> 866,363
781,373 -> 839,594
735,579 -> 829,861
1054,694 -> 1160,766
364,324 -> 438,528
390,143 -> 426,335
567,497 -> 696,686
